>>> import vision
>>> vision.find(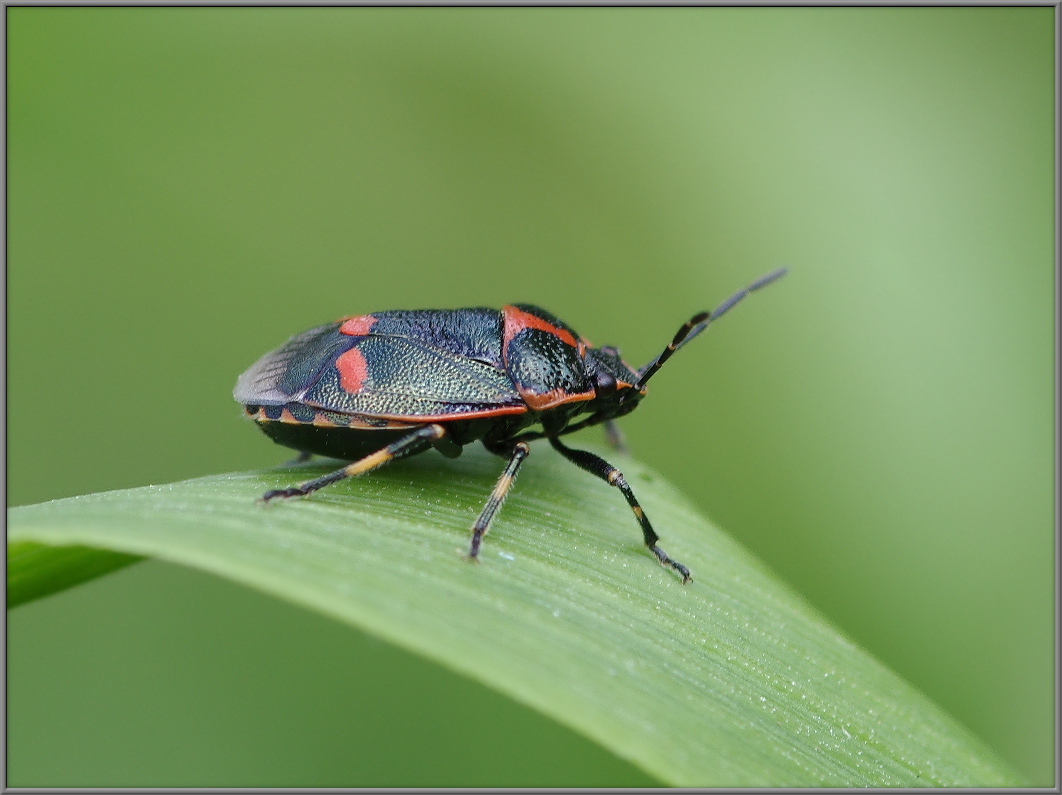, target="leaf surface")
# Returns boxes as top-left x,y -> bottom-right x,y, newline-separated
7,447 -> 1021,787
